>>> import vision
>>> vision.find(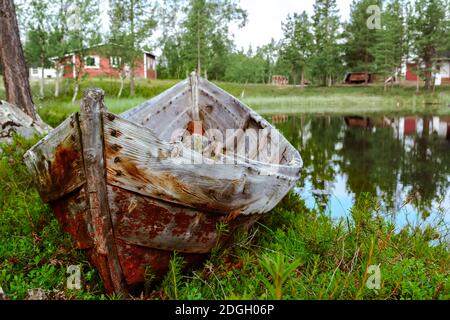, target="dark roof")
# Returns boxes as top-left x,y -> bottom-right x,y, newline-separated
436,51 -> 450,60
